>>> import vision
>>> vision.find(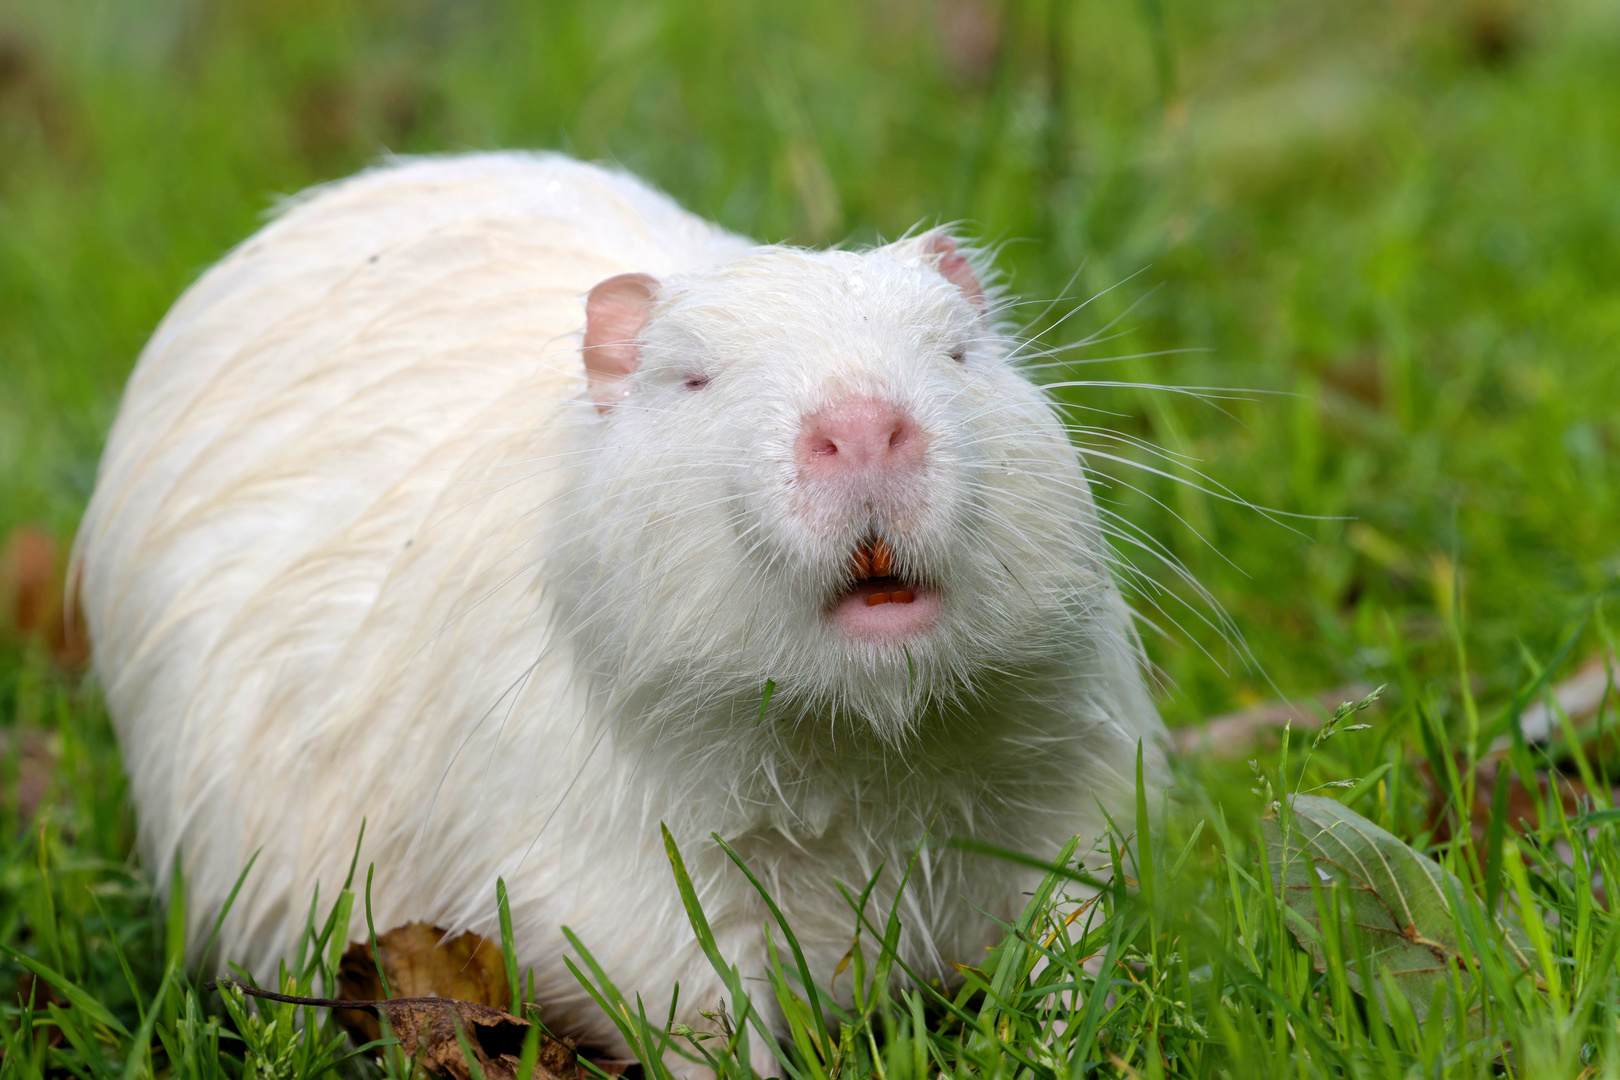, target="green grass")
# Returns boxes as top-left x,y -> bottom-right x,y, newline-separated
3,0 -> 1620,1076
